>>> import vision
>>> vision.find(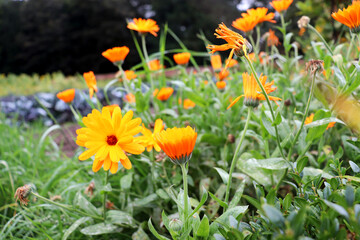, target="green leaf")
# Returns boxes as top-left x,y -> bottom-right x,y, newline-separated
80,223 -> 119,235
209,191 -> 228,209
120,172 -> 133,190
107,210 -> 136,227
296,156 -> 308,173
229,180 -> 245,209
161,211 -> 179,239
132,194 -> 158,207
73,192 -> 101,217
272,112 -> 282,126
345,185 -> 355,207
196,216 -> 210,238
215,206 -> 248,227
261,111 -> 276,137
62,217 -> 92,240
305,109 -> 331,142
214,167 -> 229,184
266,189 -> 276,205
200,133 -> 226,146
349,161 -> 360,173
323,200 -> 349,219
189,186 -> 208,218
185,91 -> 207,107
283,194 -> 292,211
262,204 -> 285,228
132,227 -> 150,240
148,218 -> 171,240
